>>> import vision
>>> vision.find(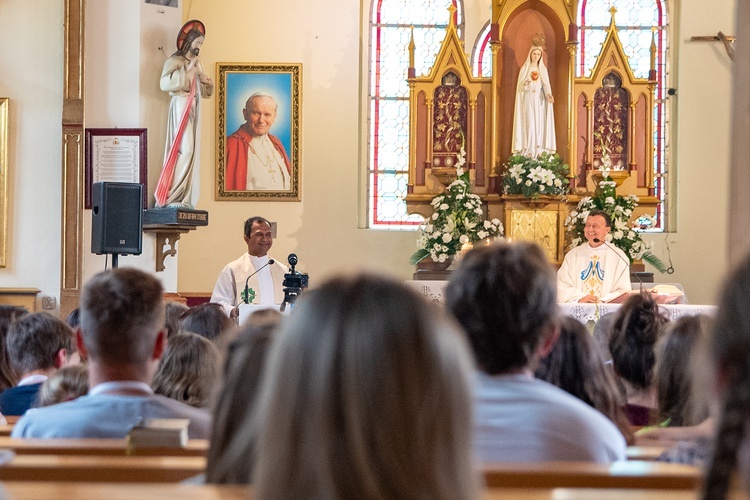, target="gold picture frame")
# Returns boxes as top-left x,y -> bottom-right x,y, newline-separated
0,98 -> 8,268
215,63 -> 301,201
